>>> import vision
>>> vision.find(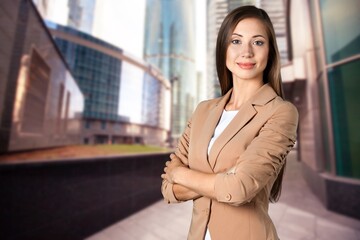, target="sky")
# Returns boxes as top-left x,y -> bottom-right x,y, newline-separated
92,0 -> 206,72
90,0 -> 207,123
41,0 -> 206,71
